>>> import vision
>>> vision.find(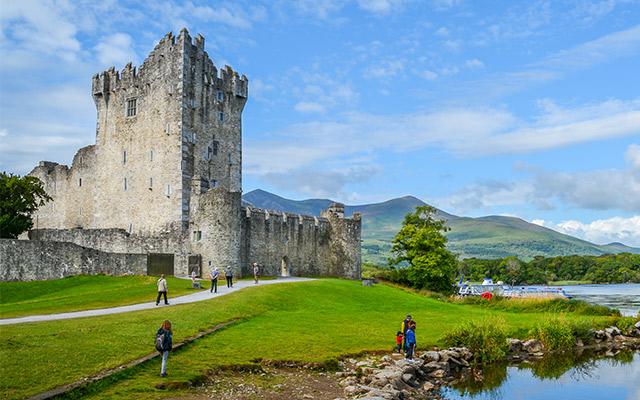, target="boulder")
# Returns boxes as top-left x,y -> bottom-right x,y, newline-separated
507,338 -> 523,353
635,321 -> 640,329
422,381 -> 436,391
421,351 -> 440,362
575,337 -> 584,347
422,361 -> 441,373
606,327 -> 621,336
522,339 -> 544,353
428,369 -> 447,378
